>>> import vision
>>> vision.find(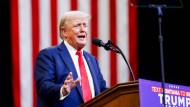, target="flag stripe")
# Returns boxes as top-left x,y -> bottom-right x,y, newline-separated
39,0 -> 51,49
11,0 -> 138,106
31,0 -> 39,106
110,0 -> 117,86
90,0 -> 98,57
11,0 -> 21,106
129,0 -> 138,81
51,0 -> 58,45
19,0 -> 33,106
117,0 -> 129,83
71,0 -> 77,10
98,0 -> 110,86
